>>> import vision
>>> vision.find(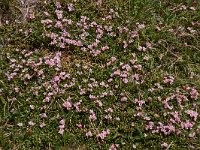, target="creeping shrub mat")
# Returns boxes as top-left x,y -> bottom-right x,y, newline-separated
0,0 -> 200,149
